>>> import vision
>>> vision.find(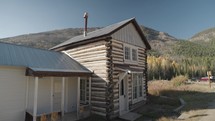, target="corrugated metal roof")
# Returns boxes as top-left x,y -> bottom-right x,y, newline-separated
51,18 -> 148,50
0,42 -> 91,74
